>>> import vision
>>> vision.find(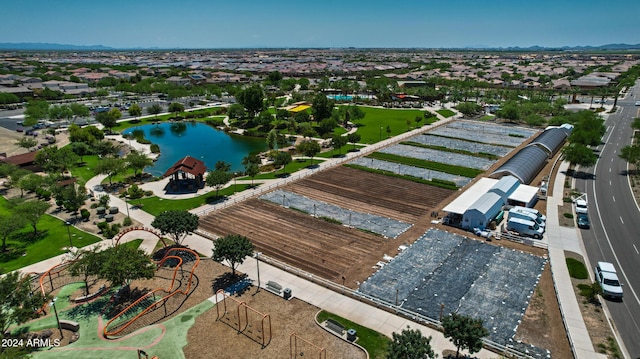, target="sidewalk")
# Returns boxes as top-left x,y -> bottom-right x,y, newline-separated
545,161 -> 606,359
